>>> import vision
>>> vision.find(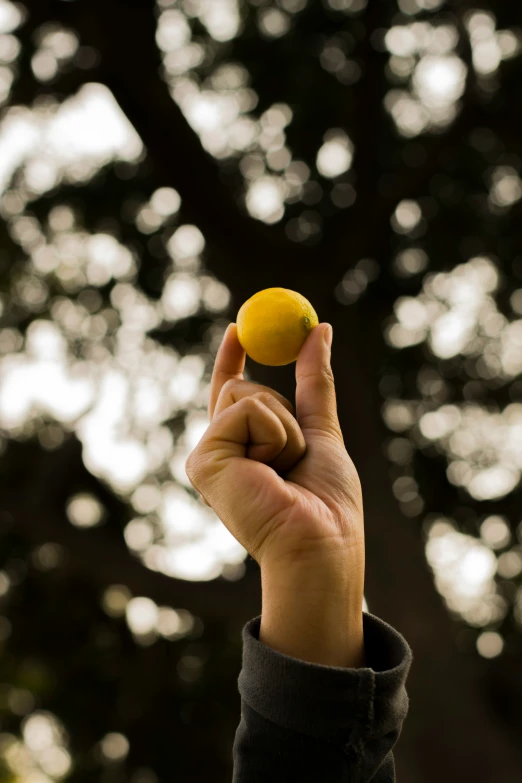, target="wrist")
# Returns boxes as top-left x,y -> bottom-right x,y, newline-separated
259,564 -> 365,668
